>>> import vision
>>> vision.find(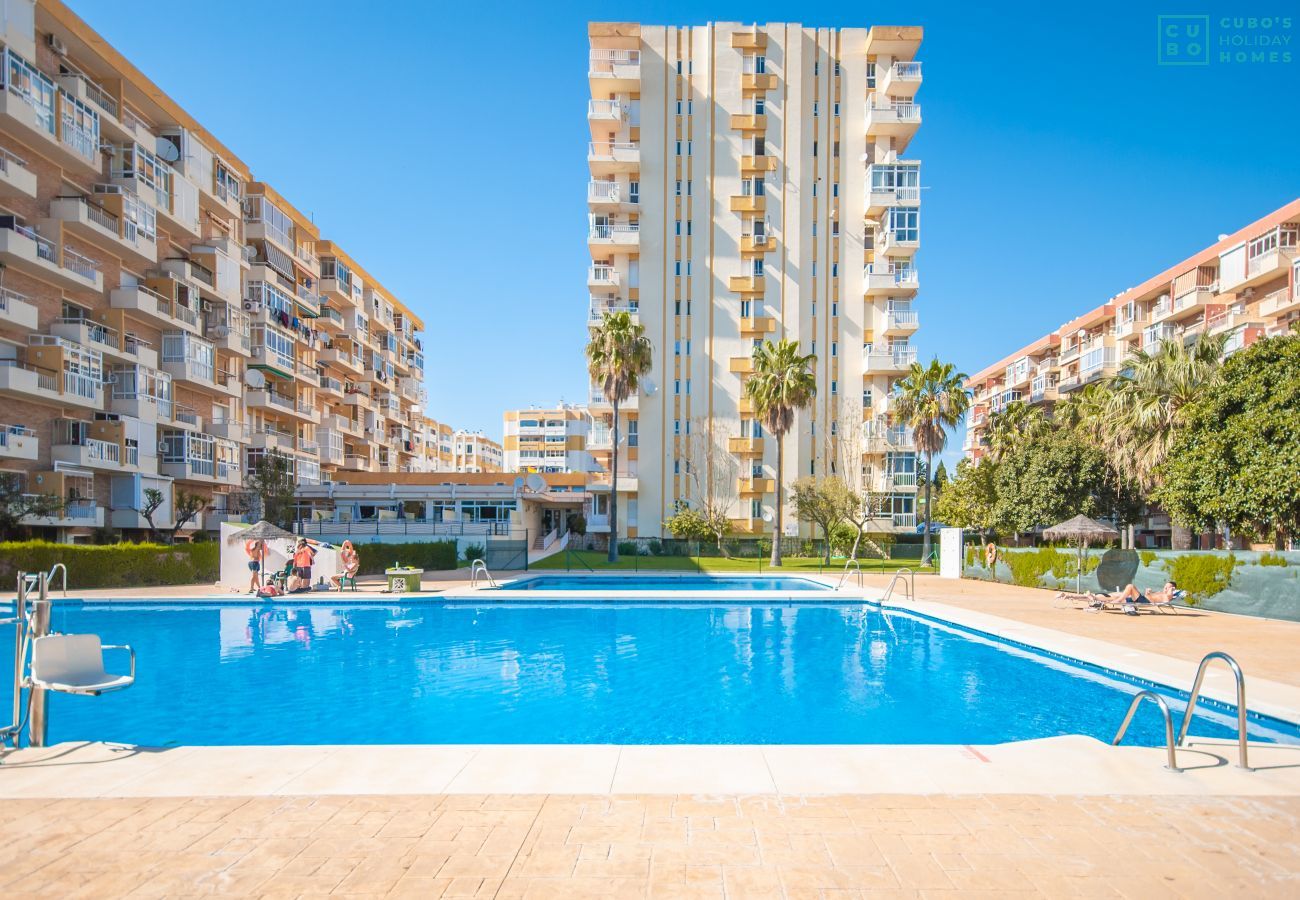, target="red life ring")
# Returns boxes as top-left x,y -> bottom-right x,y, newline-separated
985,543 -> 998,568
